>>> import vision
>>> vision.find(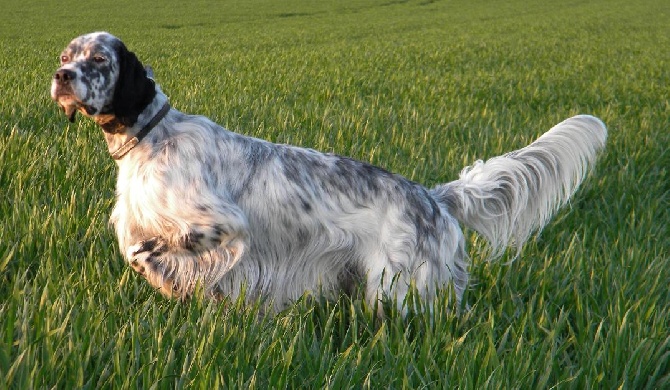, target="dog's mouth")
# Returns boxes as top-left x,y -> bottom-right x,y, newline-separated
56,96 -> 80,122
54,95 -> 98,123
